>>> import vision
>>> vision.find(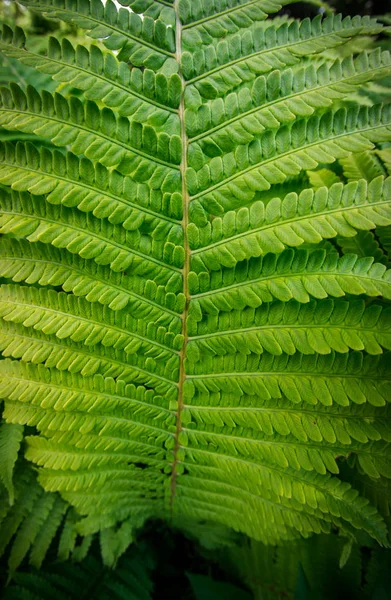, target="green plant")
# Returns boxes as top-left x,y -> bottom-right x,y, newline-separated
0,0 -> 391,586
